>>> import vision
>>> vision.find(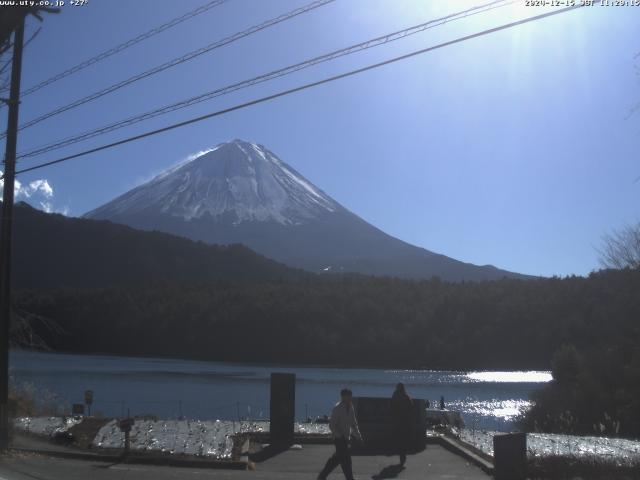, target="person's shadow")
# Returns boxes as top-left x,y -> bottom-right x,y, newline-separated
248,443 -> 290,462
371,464 -> 405,479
